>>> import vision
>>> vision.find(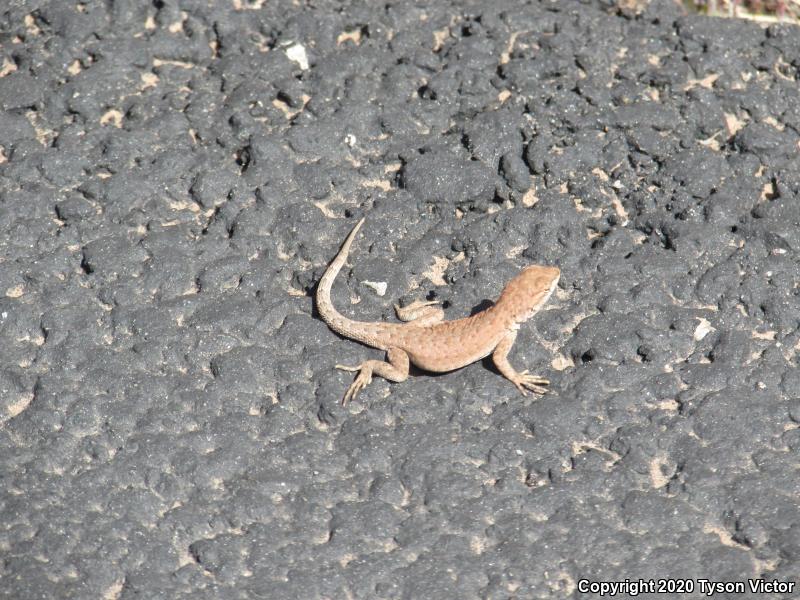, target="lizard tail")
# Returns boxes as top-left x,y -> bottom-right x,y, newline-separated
316,217 -> 370,338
